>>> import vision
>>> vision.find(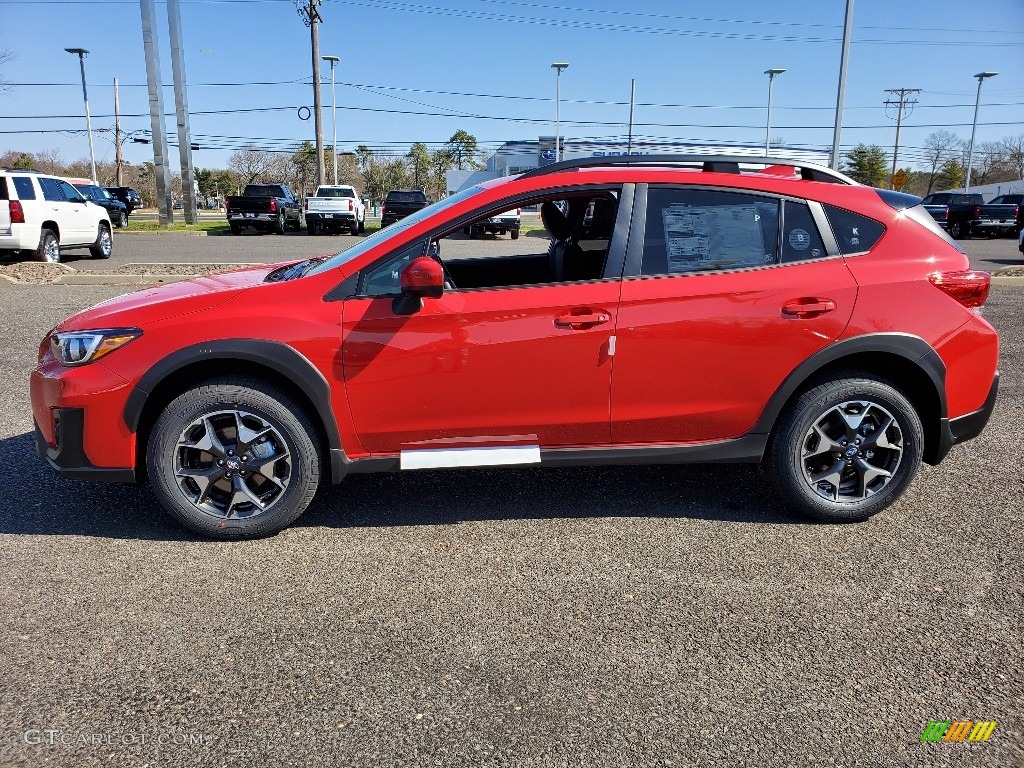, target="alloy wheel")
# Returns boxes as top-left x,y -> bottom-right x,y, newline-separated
799,400 -> 904,503
174,409 -> 291,519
